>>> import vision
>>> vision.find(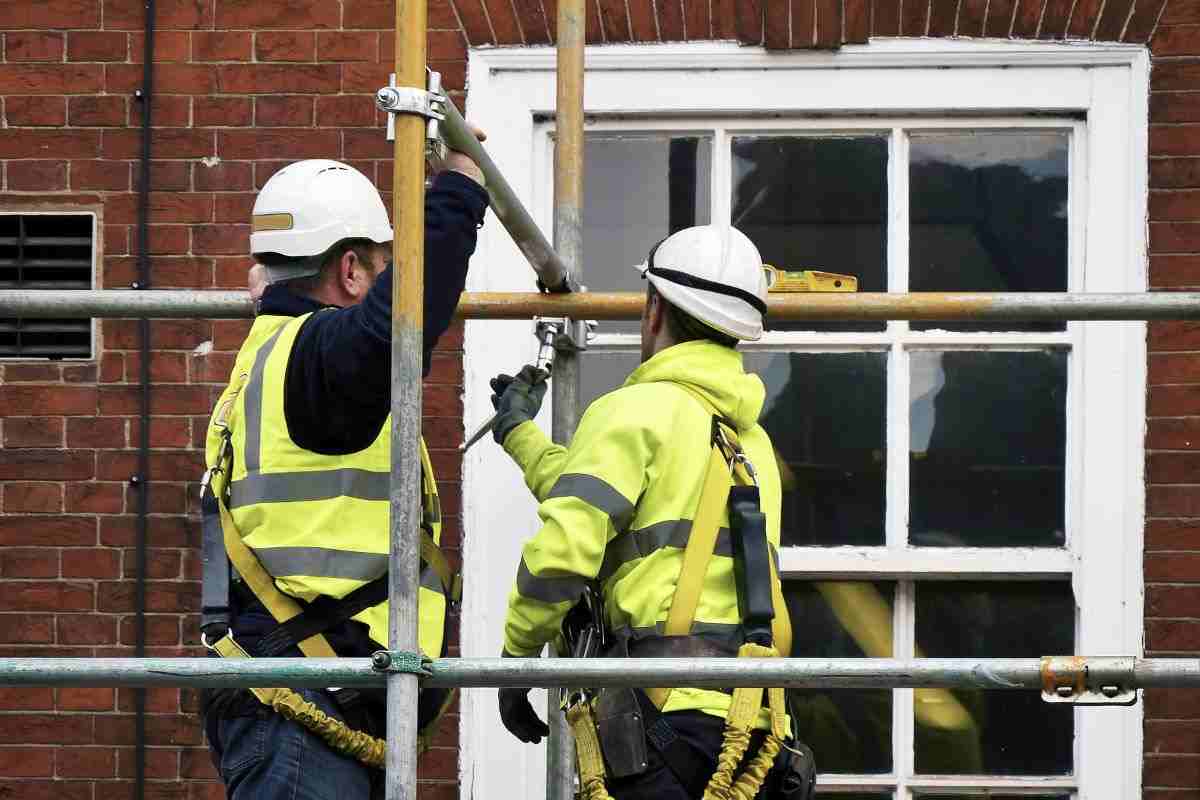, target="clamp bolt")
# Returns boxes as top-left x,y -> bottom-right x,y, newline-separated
371,651 -> 392,671
376,87 -> 400,111
1056,685 -> 1074,698
1101,685 -> 1121,698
